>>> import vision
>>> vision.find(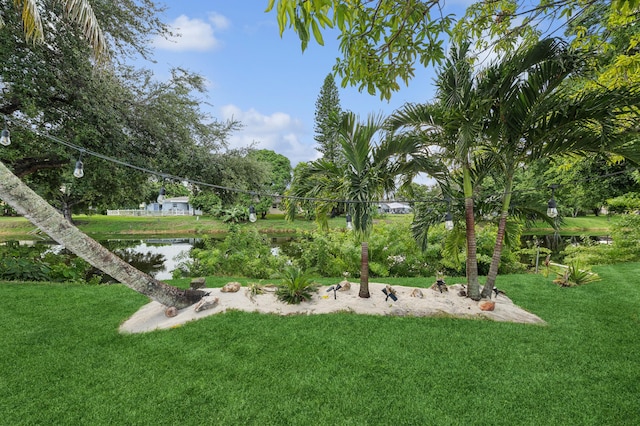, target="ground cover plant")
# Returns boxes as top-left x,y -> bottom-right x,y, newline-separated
1,264 -> 638,425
